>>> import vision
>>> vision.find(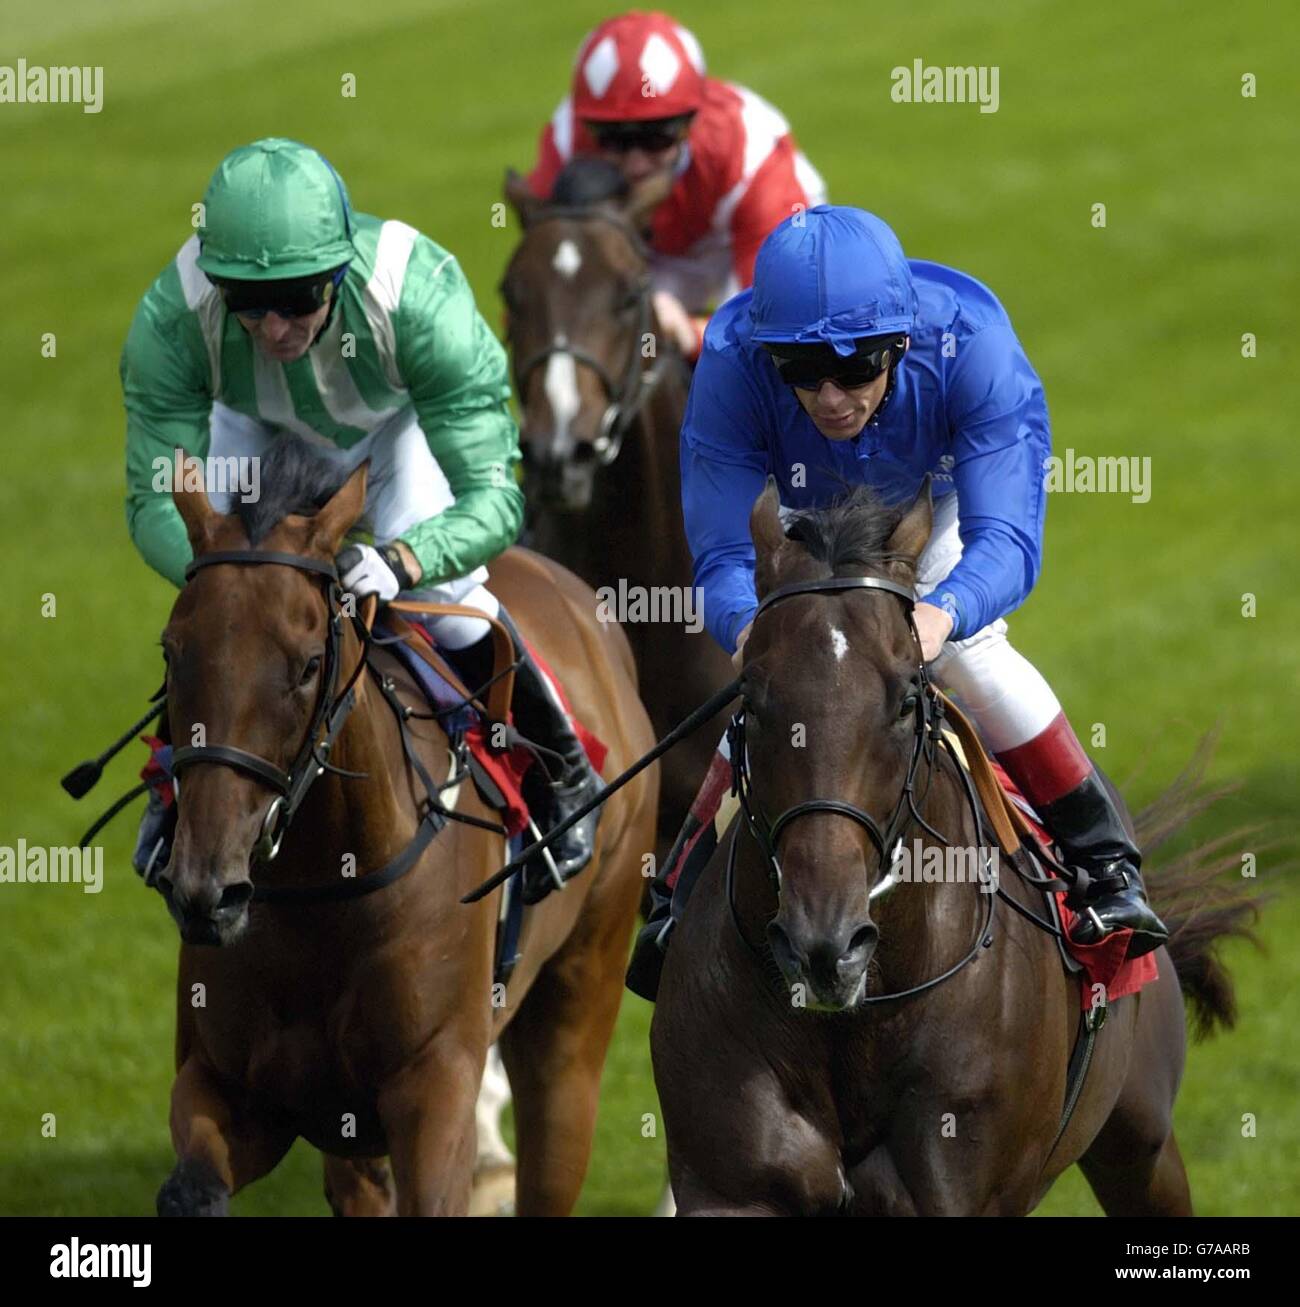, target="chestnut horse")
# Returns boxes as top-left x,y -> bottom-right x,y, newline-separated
154,452 -> 656,1216
652,482 -> 1257,1215
501,166 -> 734,859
